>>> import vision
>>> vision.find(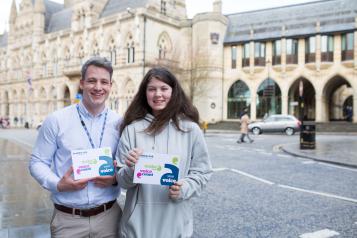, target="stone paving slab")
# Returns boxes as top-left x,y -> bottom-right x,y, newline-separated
281,136 -> 357,168
0,224 -> 50,238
